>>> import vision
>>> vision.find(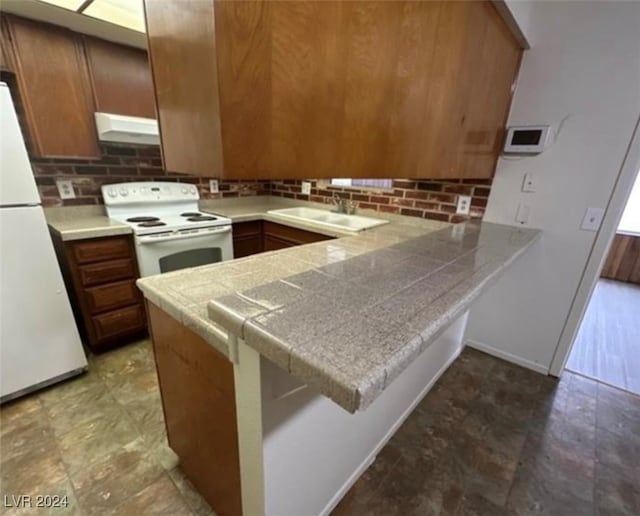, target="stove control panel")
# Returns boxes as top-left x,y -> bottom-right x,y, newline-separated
102,181 -> 199,205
